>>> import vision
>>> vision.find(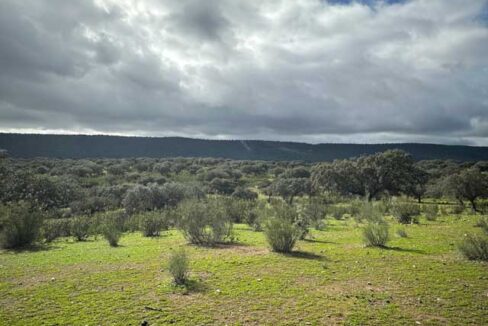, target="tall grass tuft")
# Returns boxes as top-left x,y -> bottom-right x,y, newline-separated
168,248 -> 189,285
363,222 -> 389,247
